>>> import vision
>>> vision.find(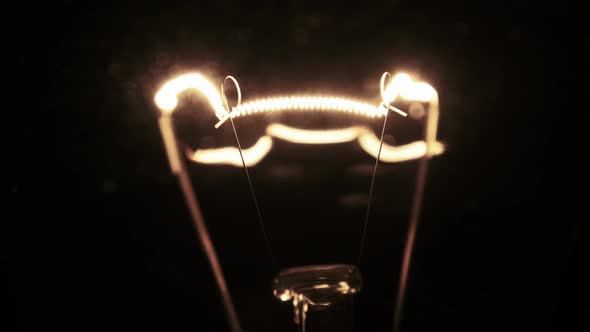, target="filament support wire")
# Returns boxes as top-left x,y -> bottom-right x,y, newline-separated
157,117 -> 243,332
357,95 -> 391,265
221,76 -> 277,271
